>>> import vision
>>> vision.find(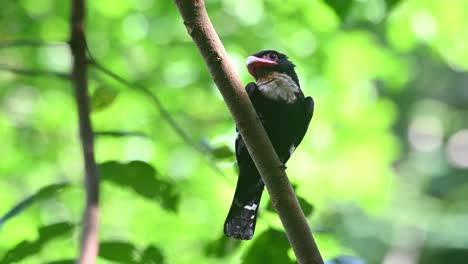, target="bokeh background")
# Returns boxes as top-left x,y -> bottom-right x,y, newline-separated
1,0 -> 468,263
